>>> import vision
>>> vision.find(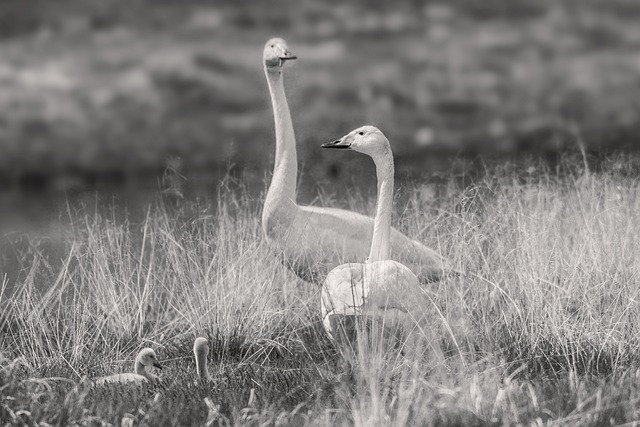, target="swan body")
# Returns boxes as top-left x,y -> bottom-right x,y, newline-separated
321,127 -> 443,360
261,38 -> 449,285
194,337 -> 211,382
321,260 -> 423,341
94,348 -> 162,385
95,373 -> 149,385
